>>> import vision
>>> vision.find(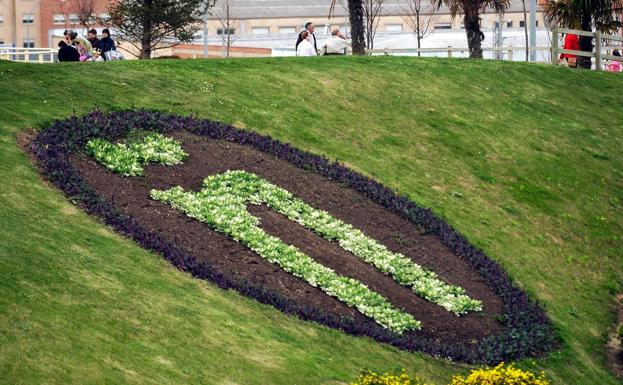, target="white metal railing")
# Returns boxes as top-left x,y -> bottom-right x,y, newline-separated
552,27 -> 623,70
366,46 -> 551,61
0,47 -> 56,63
